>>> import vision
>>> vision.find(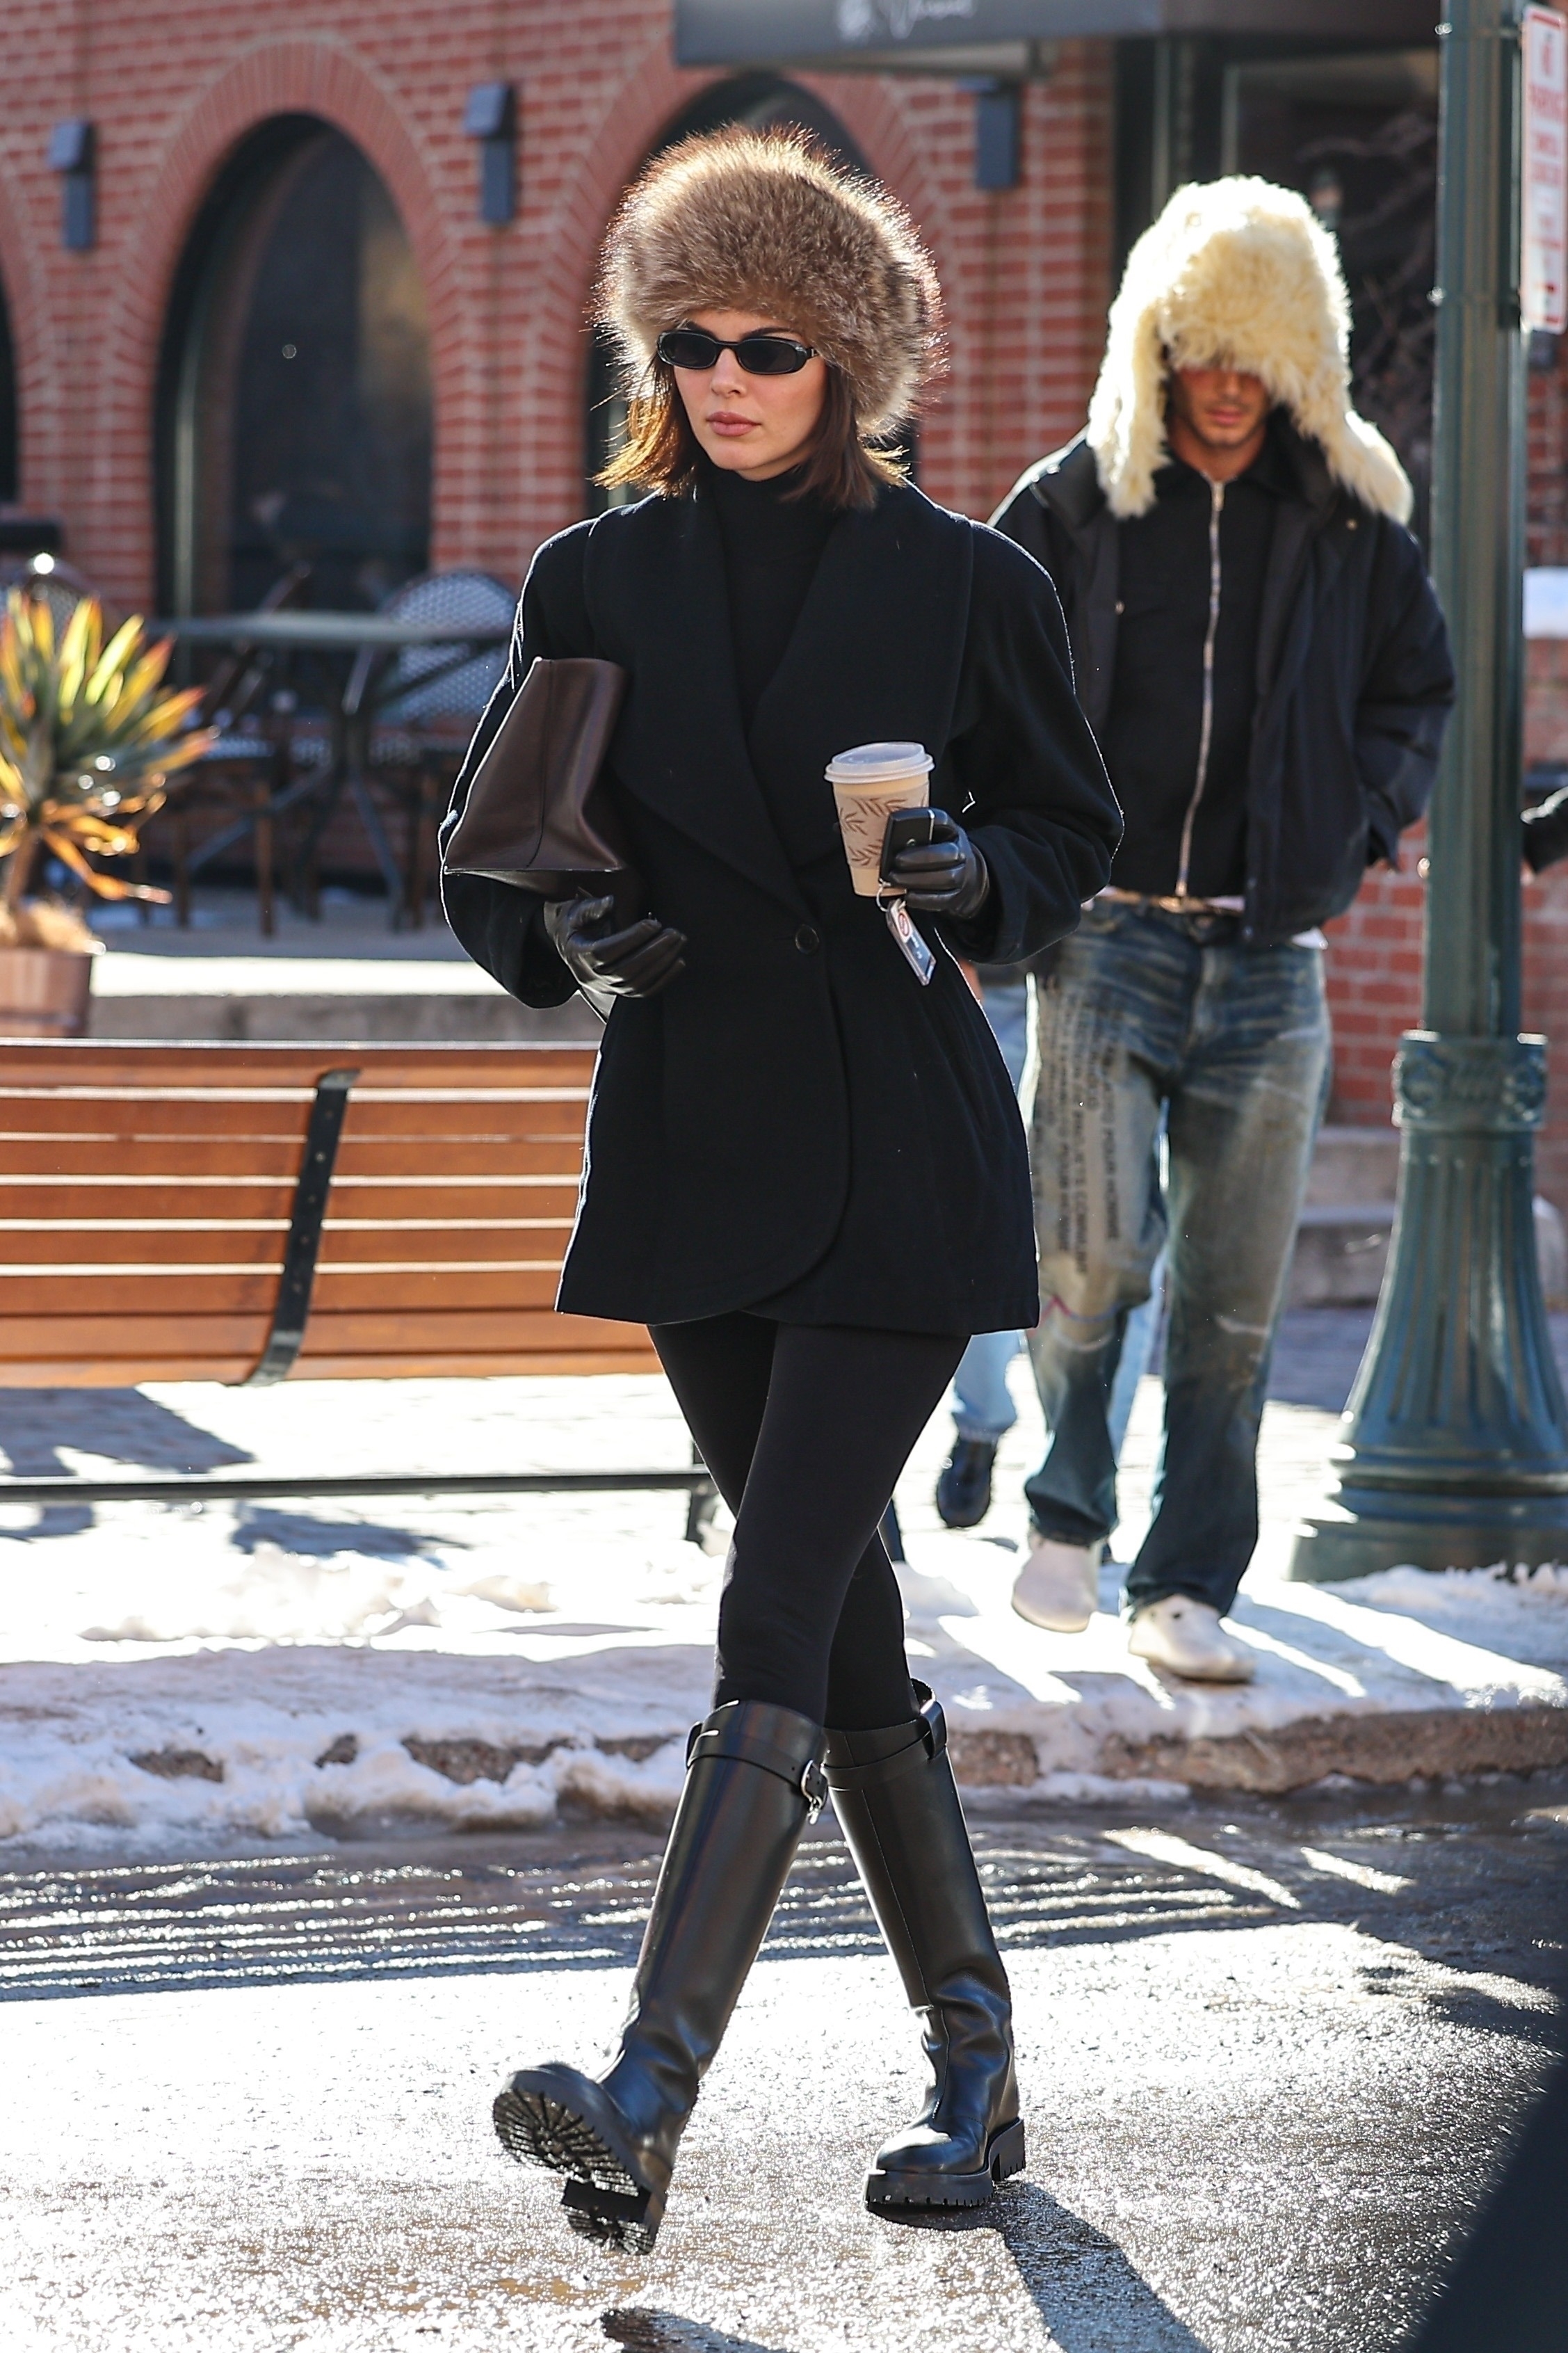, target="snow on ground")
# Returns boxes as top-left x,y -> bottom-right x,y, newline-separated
1,1358 -> 1565,1854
